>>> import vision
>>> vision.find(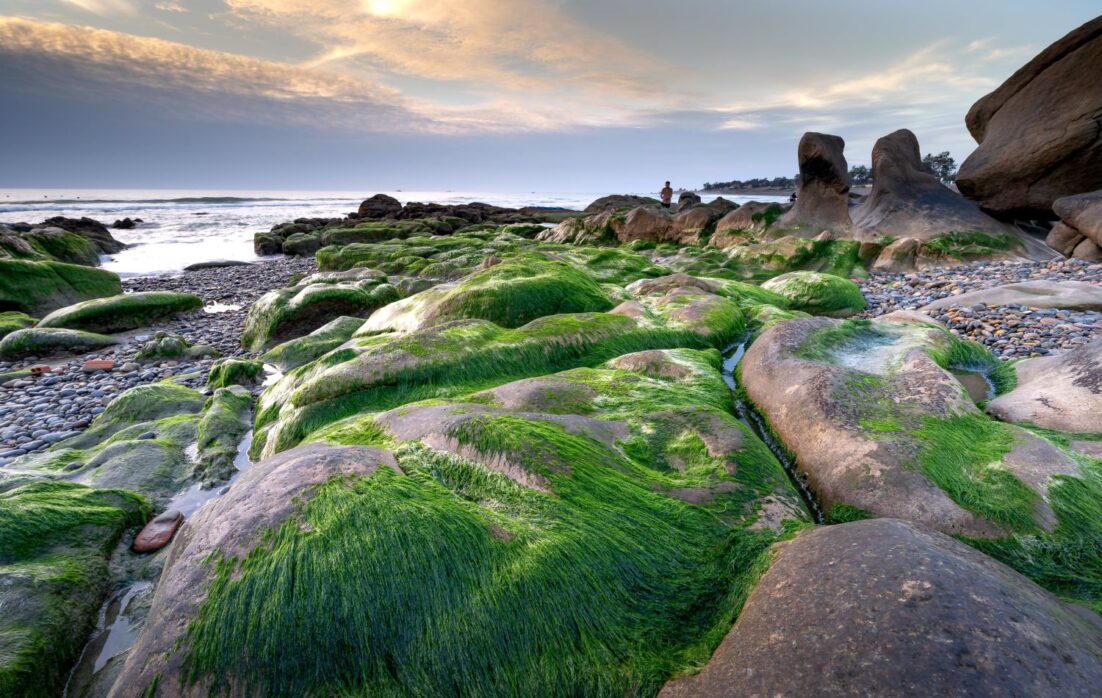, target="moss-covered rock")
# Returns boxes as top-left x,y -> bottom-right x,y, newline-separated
760,270 -> 866,317
207,358 -> 265,388
64,383 -> 207,450
37,292 -> 203,333
19,227 -> 101,266
111,349 -> 807,697
741,314 -> 1102,608
241,269 -> 399,352
0,327 -> 118,359
134,332 -> 218,362
360,255 -> 614,334
0,259 -> 122,315
0,311 -> 36,340
0,481 -> 148,697
196,386 -> 253,484
281,232 -> 322,257
260,316 -> 364,371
